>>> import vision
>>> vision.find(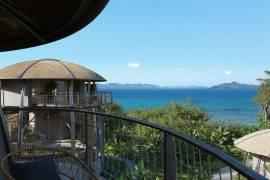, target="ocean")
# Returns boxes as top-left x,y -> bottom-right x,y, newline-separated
107,89 -> 259,125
